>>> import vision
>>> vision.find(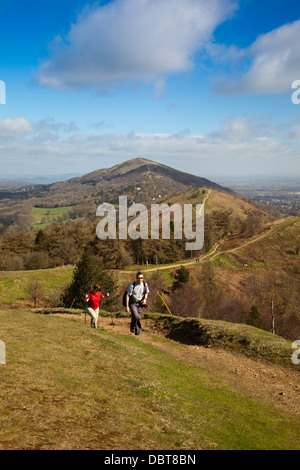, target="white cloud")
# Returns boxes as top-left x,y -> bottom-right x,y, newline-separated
207,115 -> 270,142
0,115 -> 299,176
0,117 -> 32,138
214,20 -> 300,95
36,0 -> 236,91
